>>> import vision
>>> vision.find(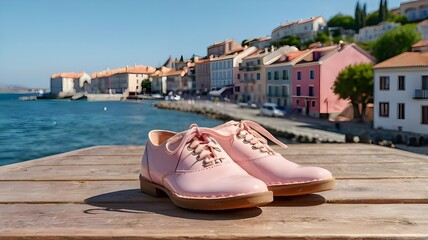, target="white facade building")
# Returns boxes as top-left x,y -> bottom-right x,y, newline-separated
373,52 -> 428,134
50,72 -> 91,97
271,16 -> 327,43
400,0 -> 428,22
355,22 -> 400,43
249,37 -> 272,49
418,19 -> 428,39
210,46 -> 258,89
